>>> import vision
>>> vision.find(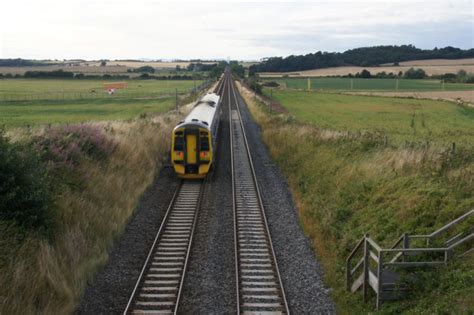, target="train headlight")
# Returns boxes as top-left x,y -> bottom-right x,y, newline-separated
200,151 -> 210,160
